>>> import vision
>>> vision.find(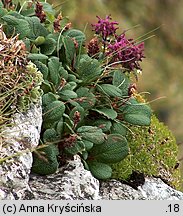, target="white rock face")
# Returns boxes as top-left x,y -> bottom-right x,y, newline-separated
29,155 -> 101,200
29,156 -> 183,200
100,178 -> 183,200
0,101 -> 42,200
